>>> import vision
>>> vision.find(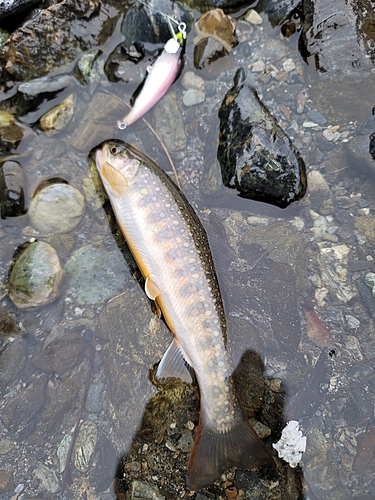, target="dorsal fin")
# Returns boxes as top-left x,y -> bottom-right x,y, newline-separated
101,162 -> 128,197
